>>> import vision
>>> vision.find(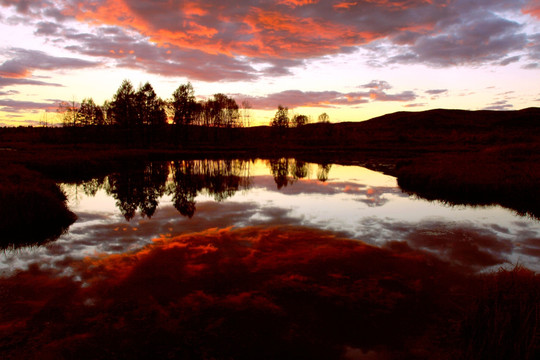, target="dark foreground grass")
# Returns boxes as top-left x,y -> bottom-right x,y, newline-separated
458,265 -> 540,360
0,165 -> 76,248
